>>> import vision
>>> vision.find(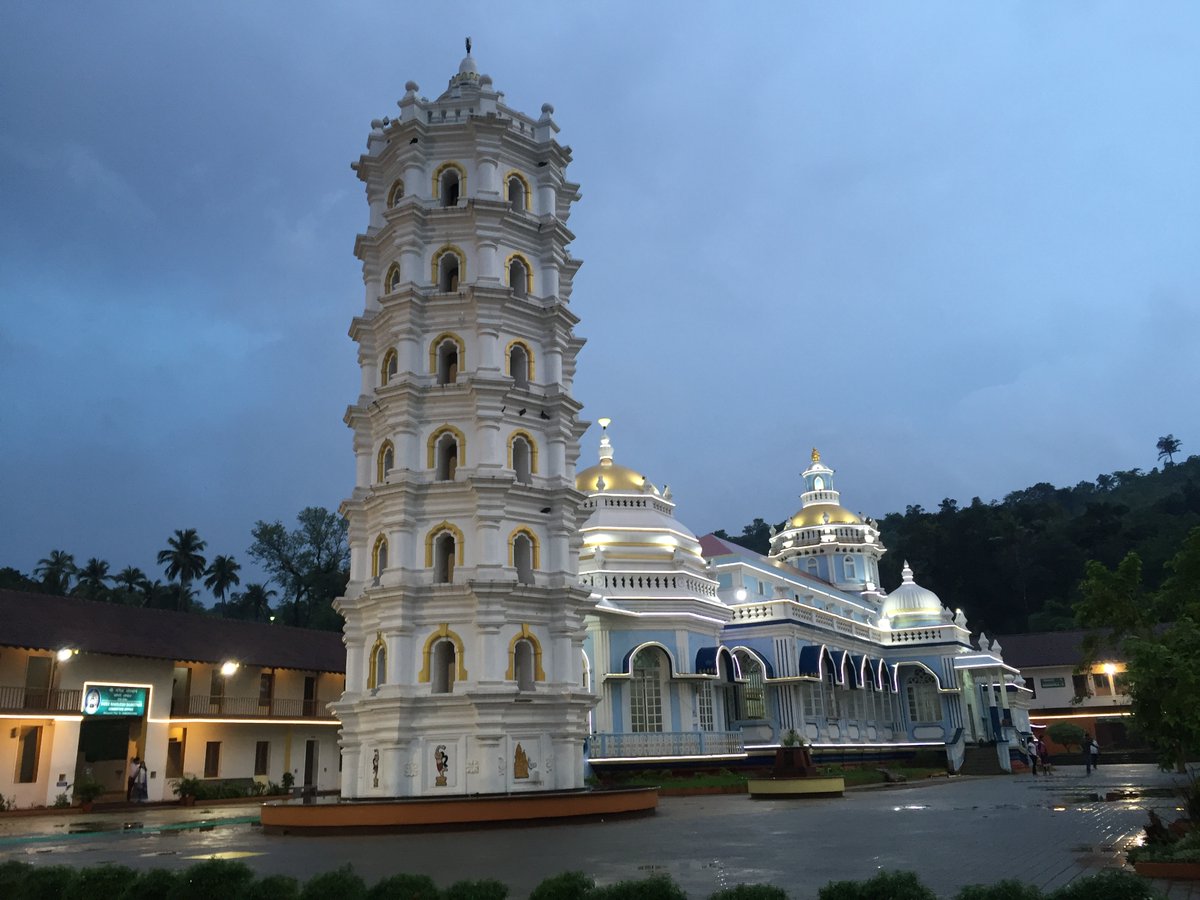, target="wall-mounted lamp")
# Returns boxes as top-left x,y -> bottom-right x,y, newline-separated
56,647 -> 77,663
1101,662 -> 1118,676
220,661 -> 240,677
